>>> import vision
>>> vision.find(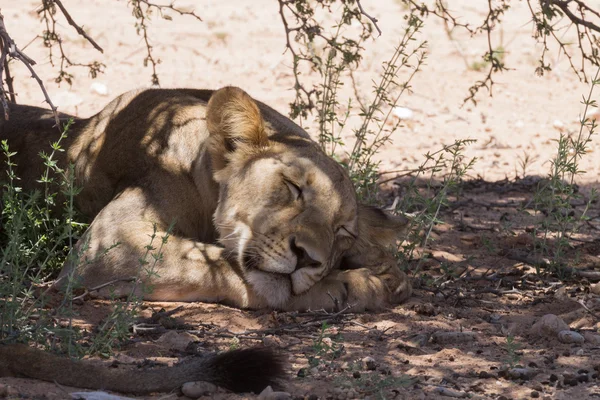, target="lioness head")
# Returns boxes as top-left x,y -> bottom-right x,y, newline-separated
206,87 -> 406,306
